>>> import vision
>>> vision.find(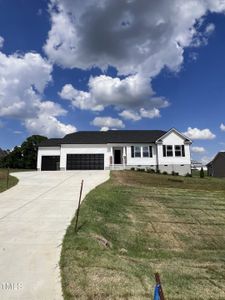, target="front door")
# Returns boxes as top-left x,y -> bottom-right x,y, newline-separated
114,149 -> 122,164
